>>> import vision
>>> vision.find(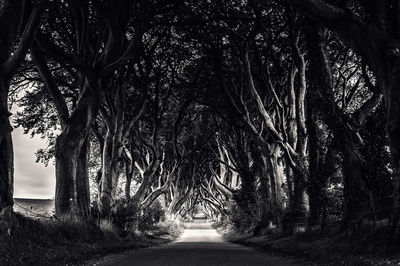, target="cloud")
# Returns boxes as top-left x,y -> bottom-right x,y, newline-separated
13,127 -> 55,199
